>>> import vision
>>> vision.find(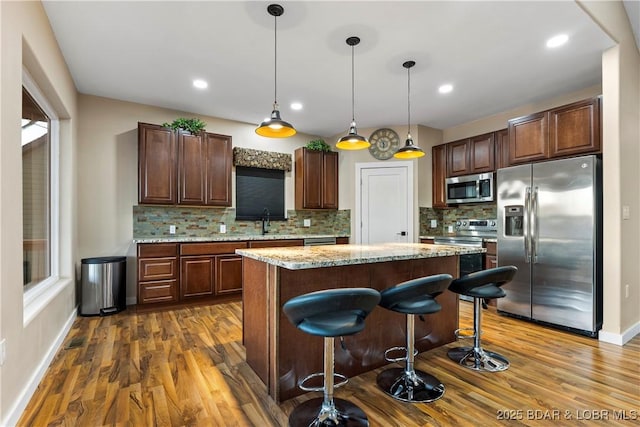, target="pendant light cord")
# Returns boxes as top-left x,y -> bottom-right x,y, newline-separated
351,44 -> 355,122
407,65 -> 411,132
273,14 -> 278,105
